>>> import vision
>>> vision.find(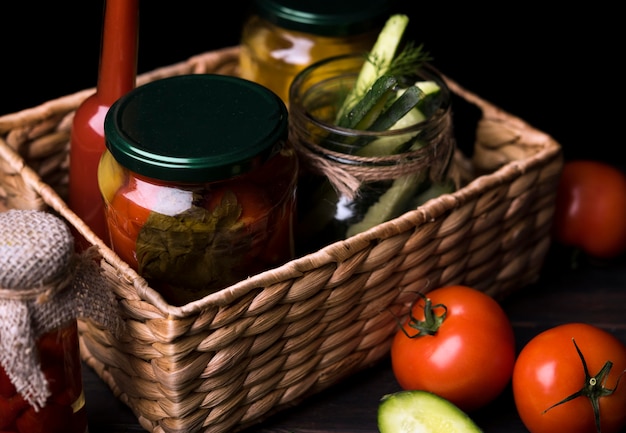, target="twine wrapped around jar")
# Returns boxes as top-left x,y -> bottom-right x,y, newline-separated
0,209 -> 124,409
292,110 -> 455,201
